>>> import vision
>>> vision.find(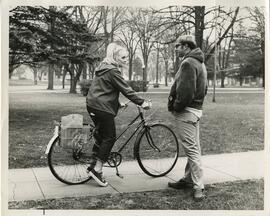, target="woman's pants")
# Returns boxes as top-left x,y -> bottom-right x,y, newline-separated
173,110 -> 204,190
87,106 -> 116,163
